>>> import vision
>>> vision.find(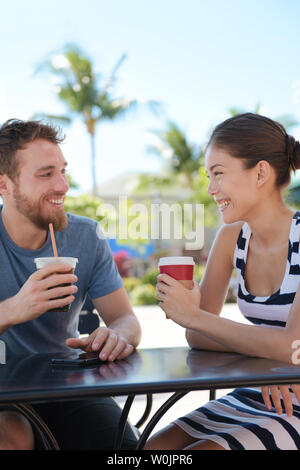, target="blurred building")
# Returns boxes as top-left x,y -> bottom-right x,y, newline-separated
95,171 -> 191,201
